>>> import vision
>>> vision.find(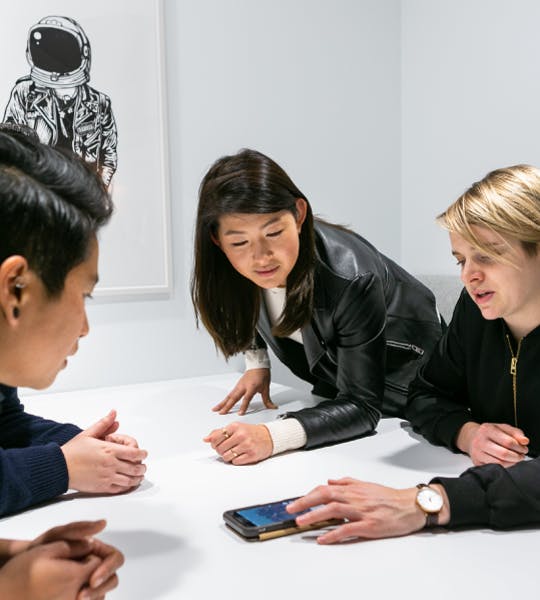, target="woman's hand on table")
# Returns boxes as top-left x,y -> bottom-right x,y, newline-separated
286,477 -> 451,544
456,421 -> 529,467
204,422 -> 273,464
212,369 -> 276,415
